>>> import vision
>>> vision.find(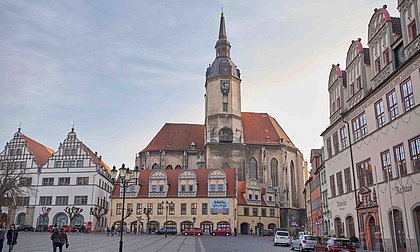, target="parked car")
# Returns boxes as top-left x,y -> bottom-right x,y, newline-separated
71,225 -> 86,233
156,226 -> 177,235
211,227 -> 231,236
182,228 -> 203,236
315,237 -> 356,252
62,225 -> 73,232
17,224 -> 35,232
36,225 -> 48,232
273,230 -> 290,246
291,235 -> 318,251
47,225 -> 55,232
262,229 -> 274,236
